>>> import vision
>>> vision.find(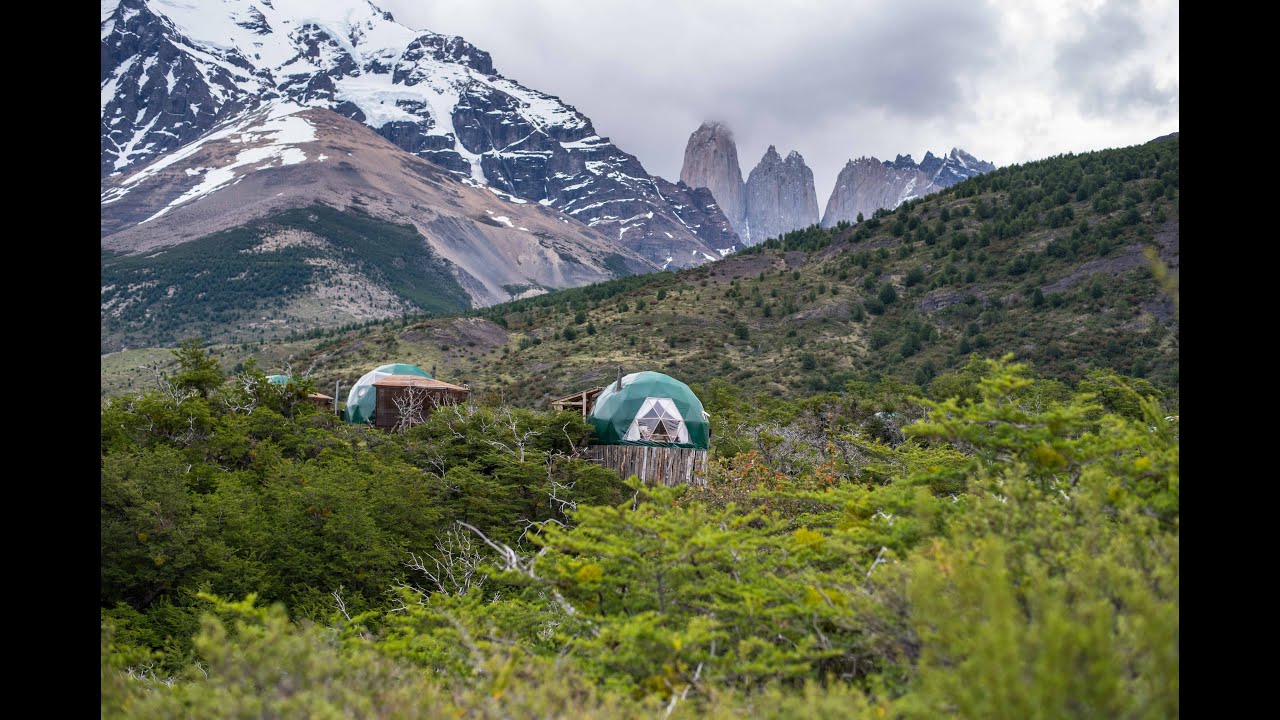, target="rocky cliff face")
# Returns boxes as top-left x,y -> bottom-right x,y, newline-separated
744,147 -> 820,244
822,148 -> 996,227
821,157 -> 935,227
918,148 -> 997,188
99,104 -> 657,351
679,122 -> 748,241
100,0 -> 739,267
